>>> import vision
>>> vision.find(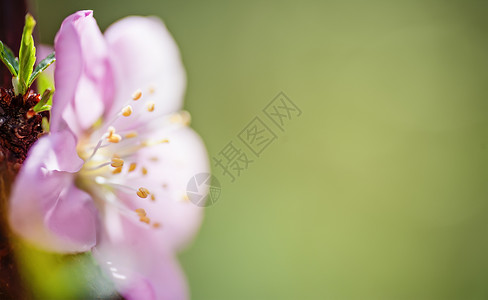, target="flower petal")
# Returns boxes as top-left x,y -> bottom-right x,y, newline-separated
8,131 -> 97,252
51,10 -> 114,134
104,16 -> 186,117
117,126 -> 209,251
93,209 -> 188,300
